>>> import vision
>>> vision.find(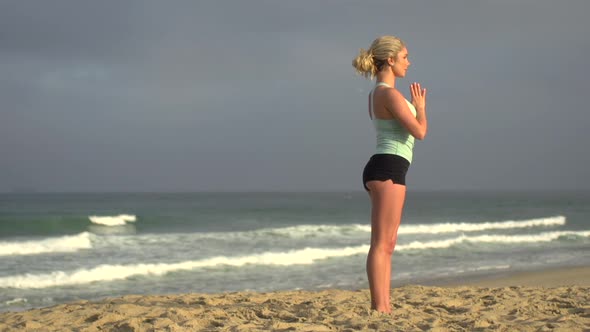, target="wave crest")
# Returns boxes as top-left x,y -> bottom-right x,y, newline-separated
0,232 -> 92,256
252,215 -> 567,238
2,229 -> 588,289
89,214 -> 136,226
